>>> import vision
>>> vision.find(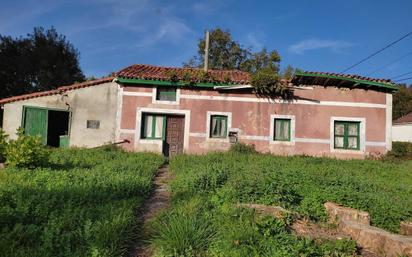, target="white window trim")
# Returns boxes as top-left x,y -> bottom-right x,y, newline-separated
152,87 -> 180,105
270,114 -> 296,145
115,83 -> 123,141
330,116 -> 366,154
385,93 -> 392,151
206,111 -> 232,142
136,107 -> 190,151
